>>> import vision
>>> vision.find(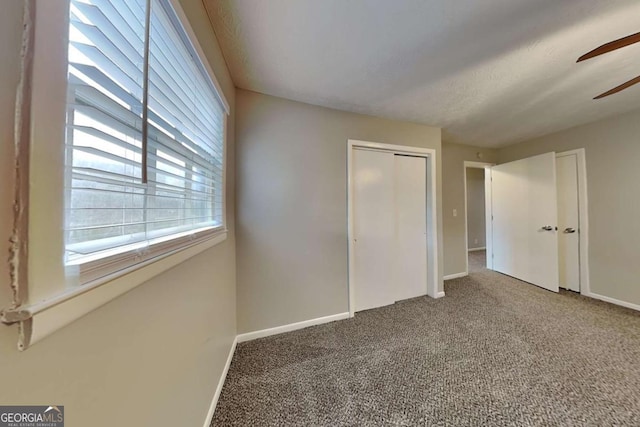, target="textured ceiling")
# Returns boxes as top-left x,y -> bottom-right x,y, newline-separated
205,0 -> 640,147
